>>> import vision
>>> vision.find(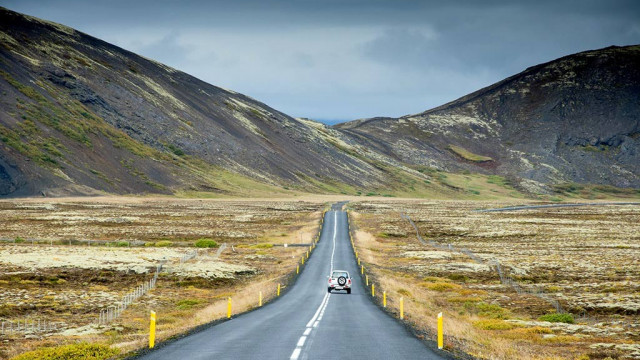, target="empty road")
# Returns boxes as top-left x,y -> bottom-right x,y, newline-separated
135,203 -> 445,359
